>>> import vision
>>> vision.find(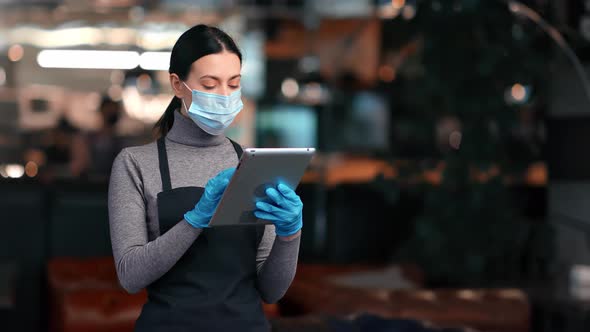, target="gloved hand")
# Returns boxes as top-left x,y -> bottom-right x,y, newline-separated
254,183 -> 303,237
184,167 -> 235,229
